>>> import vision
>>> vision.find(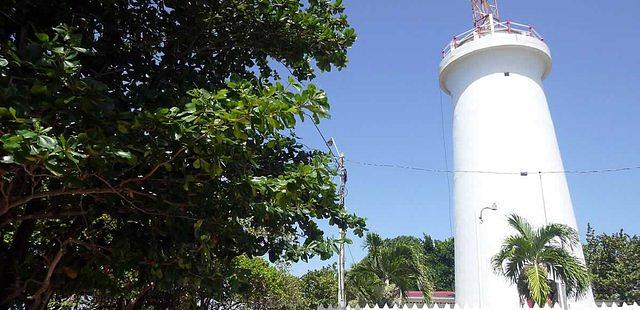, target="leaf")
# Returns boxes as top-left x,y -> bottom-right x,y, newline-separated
525,264 -> 550,306
233,126 -> 248,140
16,130 -> 37,139
184,101 -> 197,113
35,33 -> 50,42
37,135 -> 58,150
72,47 -> 88,53
1,135 -> 23,150
181,115 -> 197,122
288,76 -> 302,91
344,28 -> 356,38
114,150 -> 134,160
30,84 -> 48,95
0,57 -> 7,67
194,219 -> 204,230
63,60 -> 77,70
212,89 -> 228,99
44,159 -> 63,176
